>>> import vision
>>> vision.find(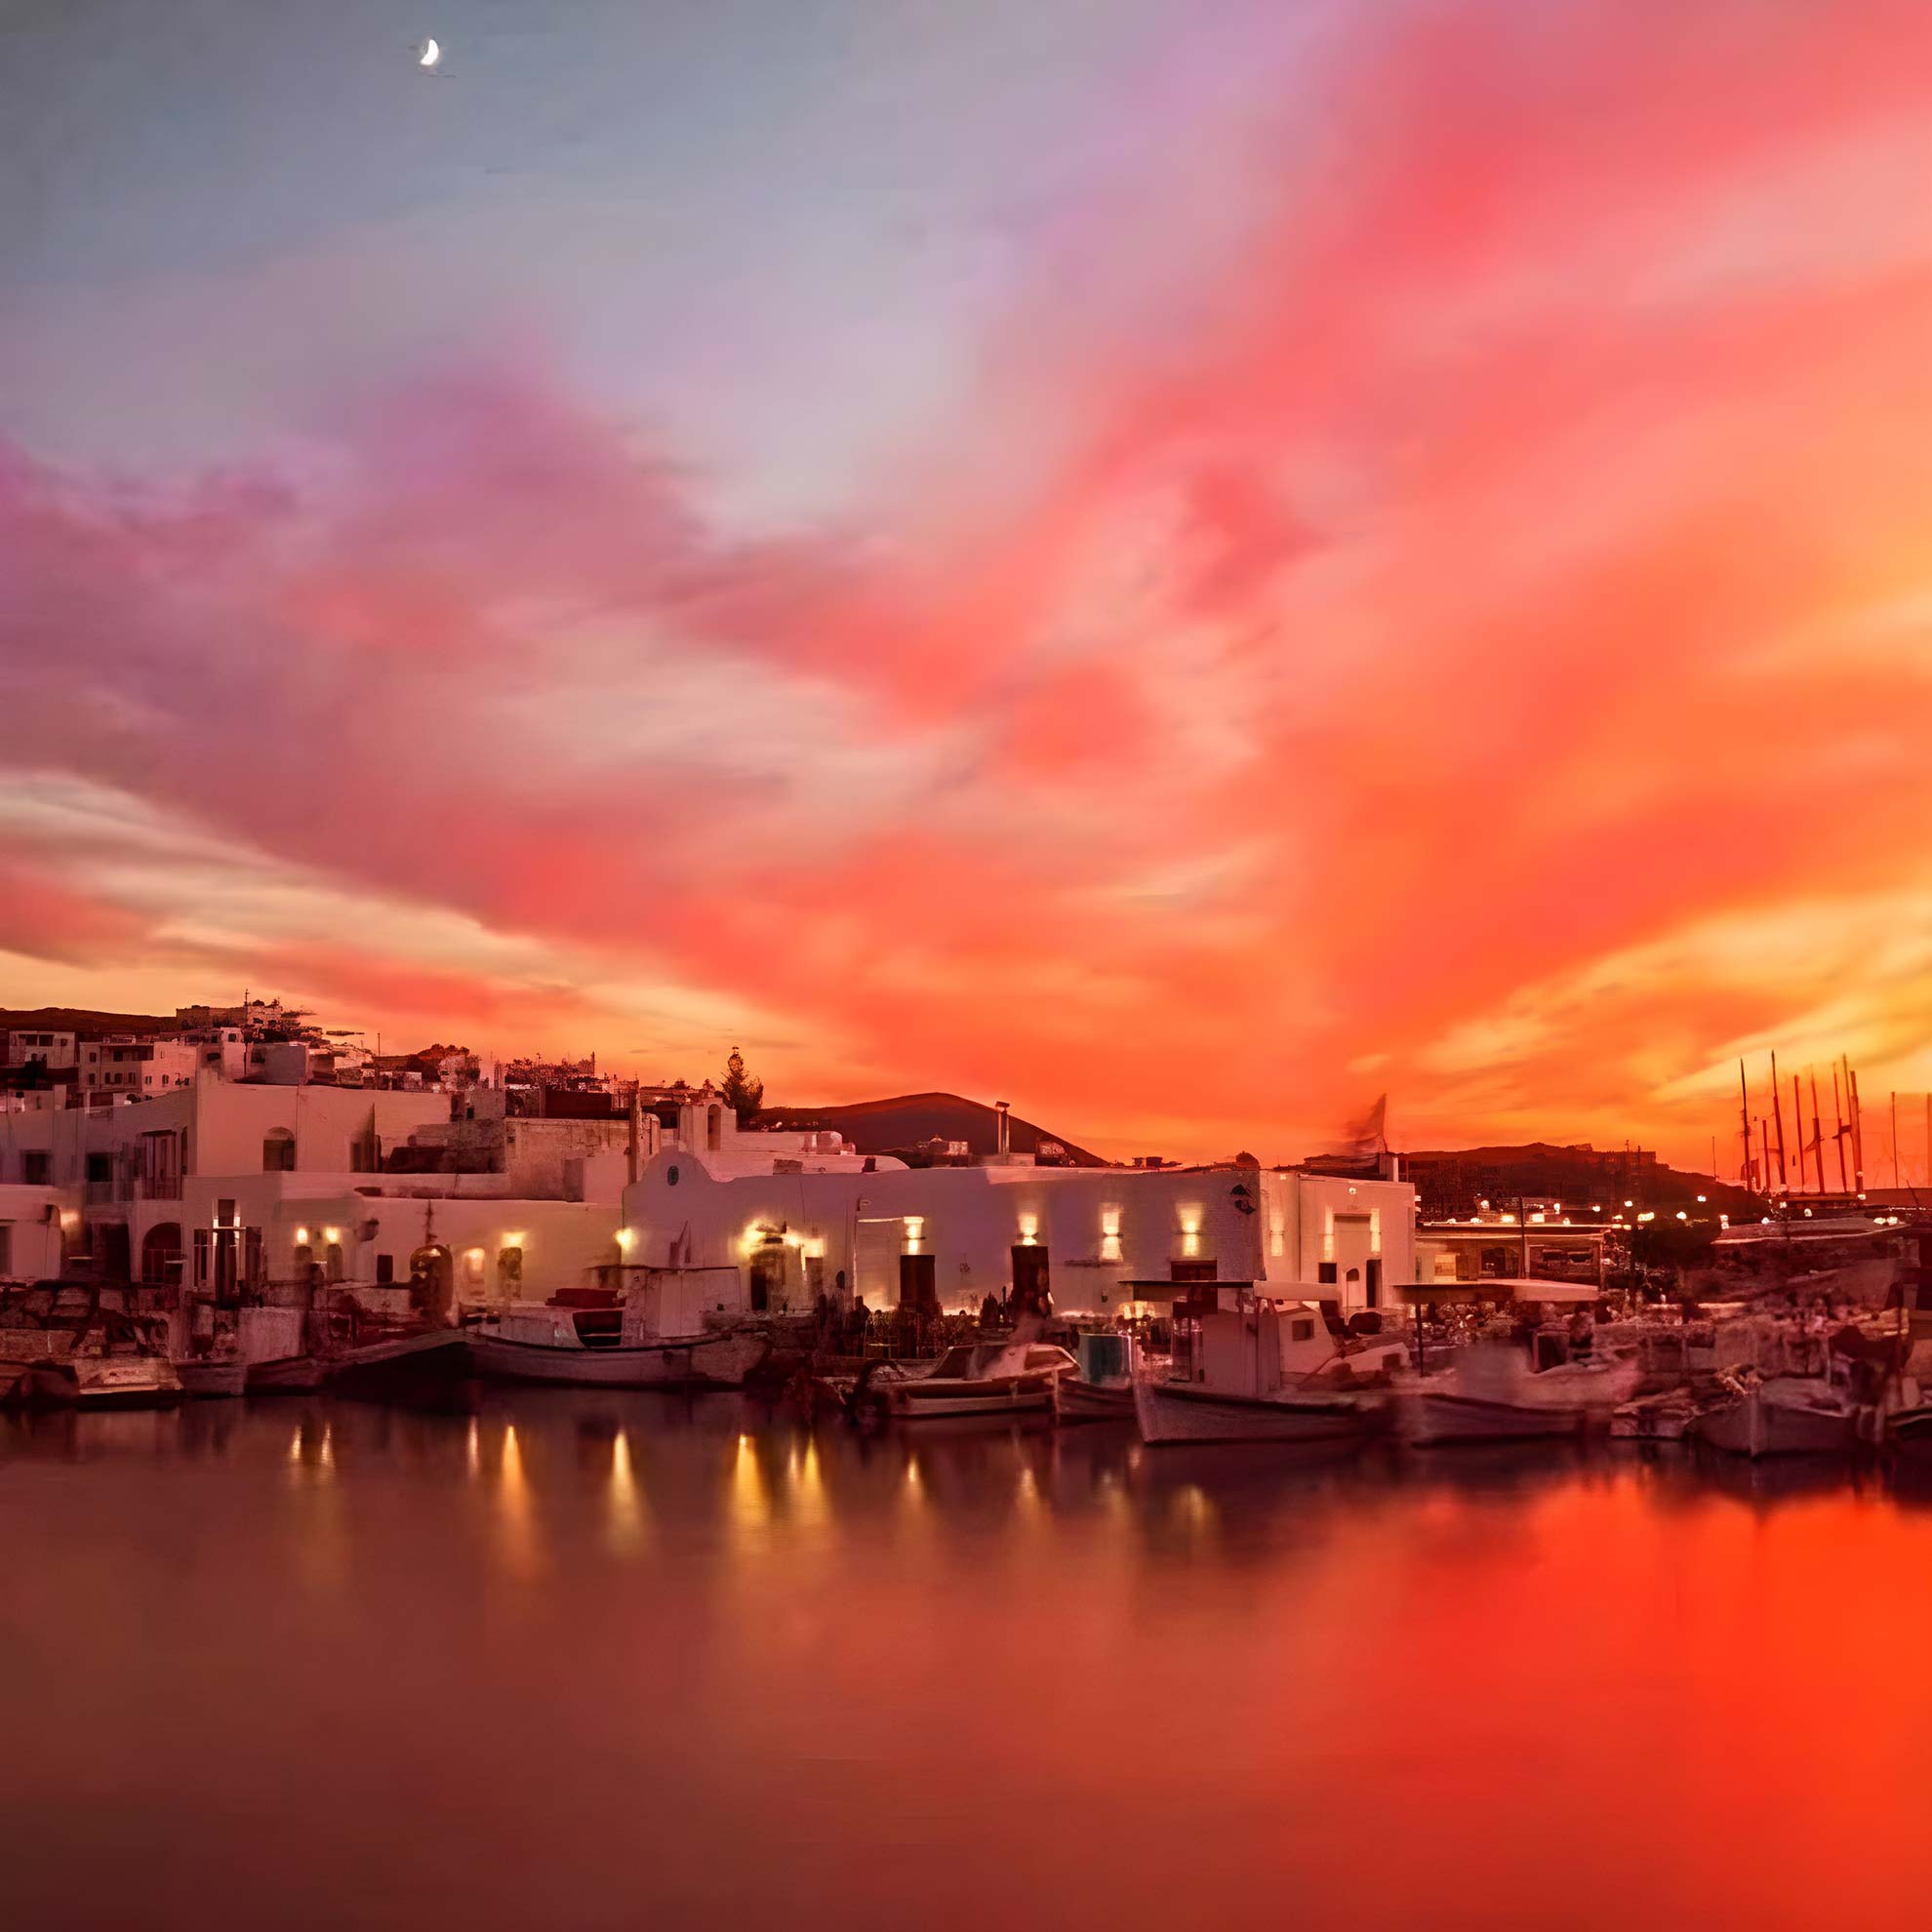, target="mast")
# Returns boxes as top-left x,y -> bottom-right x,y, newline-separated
1739,1060 -> 1753,1190
1894,1090 -> 1902,1191
1760,1117 -> 1771,1198
1831,1064 -> 1850,1192
1847,1062 -> 1865,1190
1809,1070 -> 1826,1195
1771,1051 -> 1789,1191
